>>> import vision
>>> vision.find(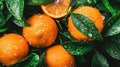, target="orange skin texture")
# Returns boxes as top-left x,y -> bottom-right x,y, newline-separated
68,6 -> 104,40
41,0 -> 71,18
23,14 -> 58,48
45,45 -> 75,67
0,33 -> 29,66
